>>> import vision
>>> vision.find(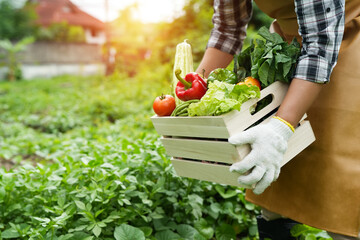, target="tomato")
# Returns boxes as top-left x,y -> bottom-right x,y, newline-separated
237,76 -> 261,90
153,94 -> 176,116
